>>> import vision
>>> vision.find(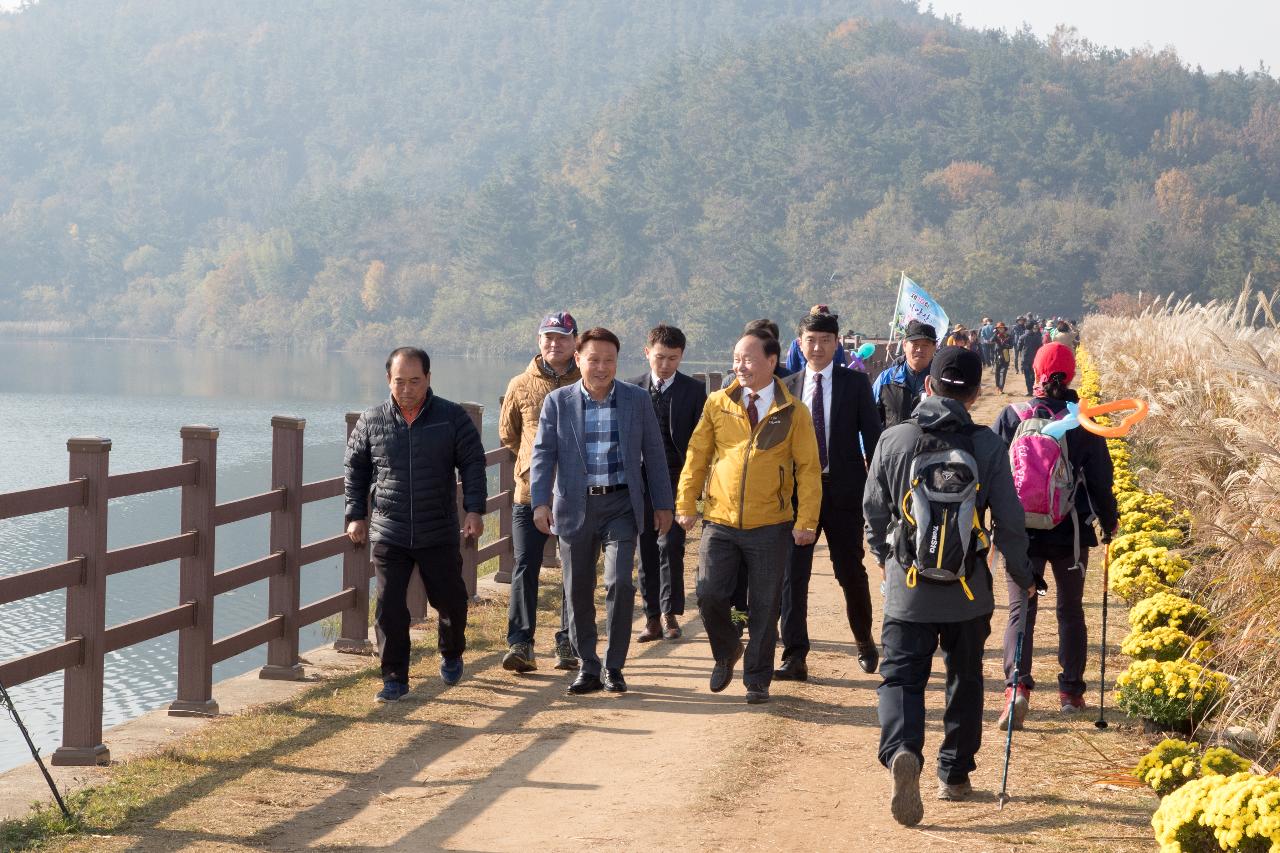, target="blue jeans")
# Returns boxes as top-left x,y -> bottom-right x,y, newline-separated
505,503 -> 569,648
